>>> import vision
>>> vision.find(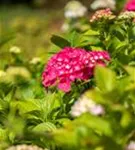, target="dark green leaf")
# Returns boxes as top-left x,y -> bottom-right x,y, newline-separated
51,35 -> 71,48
